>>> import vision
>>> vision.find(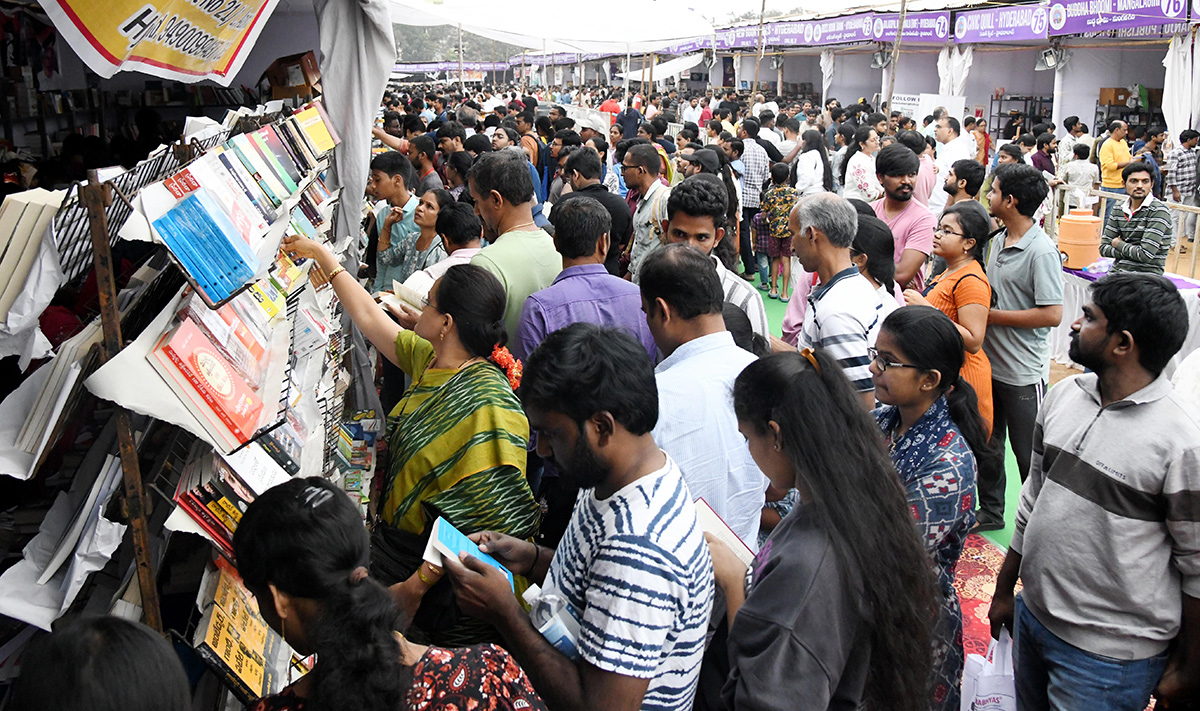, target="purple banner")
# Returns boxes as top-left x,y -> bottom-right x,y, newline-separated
395,62 -> 509,73
800,13 -> 875,45
870,11 -> 952,42
953,5 -> 1050,41
1047,0 -> 1187,35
